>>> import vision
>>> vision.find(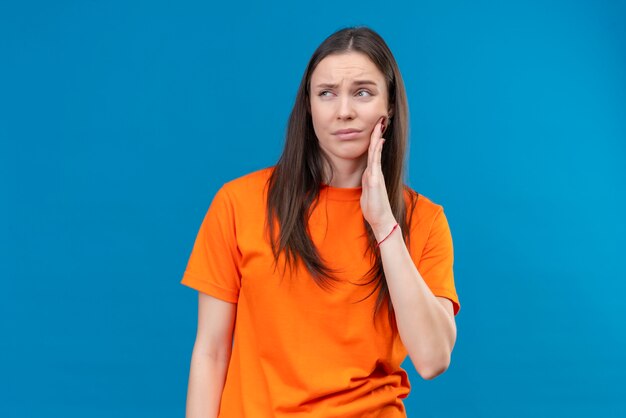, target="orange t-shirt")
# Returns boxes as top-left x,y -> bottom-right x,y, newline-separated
181,167 -> 460,417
